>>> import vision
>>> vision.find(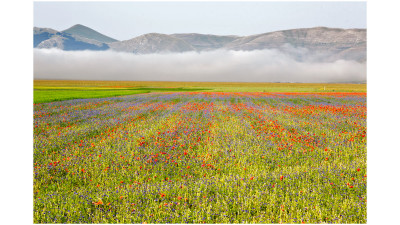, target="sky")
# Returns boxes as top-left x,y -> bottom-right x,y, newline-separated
34,1 -> 367,41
